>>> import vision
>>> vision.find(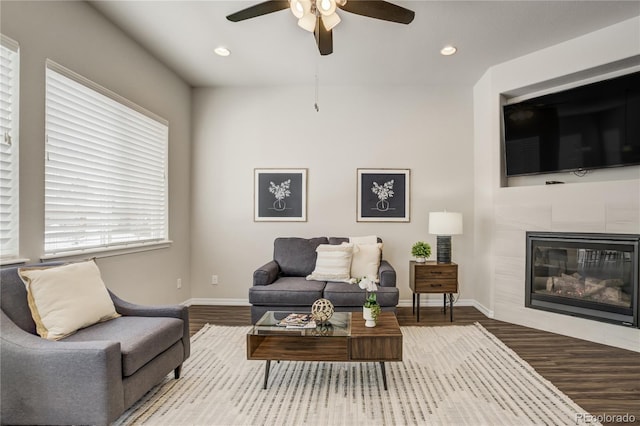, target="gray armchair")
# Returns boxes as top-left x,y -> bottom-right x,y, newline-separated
0,263 -> 190,426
